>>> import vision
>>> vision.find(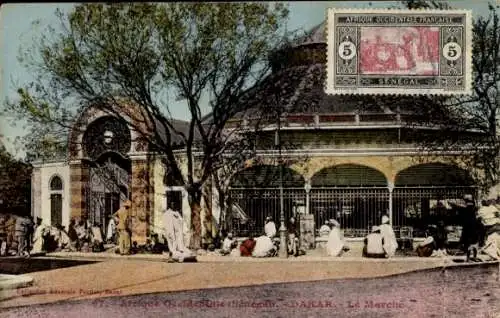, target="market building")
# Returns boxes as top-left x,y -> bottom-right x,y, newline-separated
30,22 -> 484,246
